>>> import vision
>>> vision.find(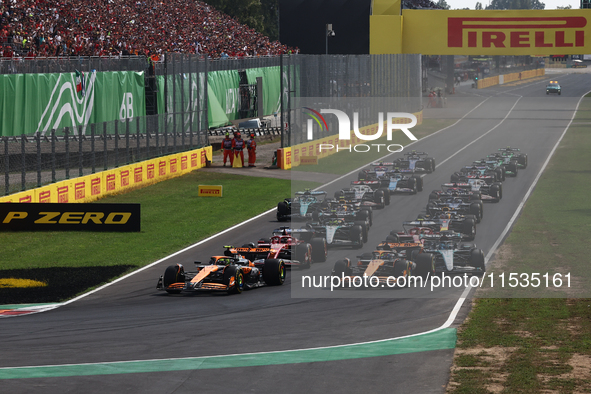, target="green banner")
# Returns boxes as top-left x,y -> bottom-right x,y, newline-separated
0,71 -> 145,137
245,66 -> 281,116
156,73 -> 207,131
